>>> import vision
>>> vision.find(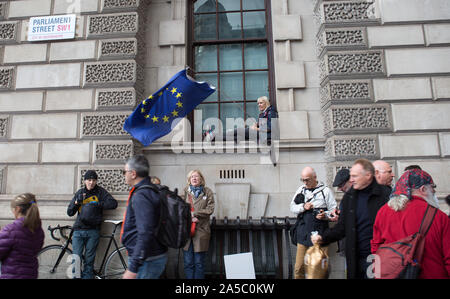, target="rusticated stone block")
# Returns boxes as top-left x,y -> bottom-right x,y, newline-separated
79,167 -> 128,193
317,27 -> 367,56
325,135 -> 378,161
0,21 -> 19,43
0,2 -> 6,20
102,0 -> 139,11
96,88 -> 136,109
81,112 -> 130,137
0,67 -> 14,90
320,79 -> 372,107
0,116 -> 8,138
94,141 -> 134,161
87,12 -> 138,37
99,38 -> 137,59
84,61 -> 136,87
322,1 -> 377,24
321,51 -> 384,82
323,104 -> 391,135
